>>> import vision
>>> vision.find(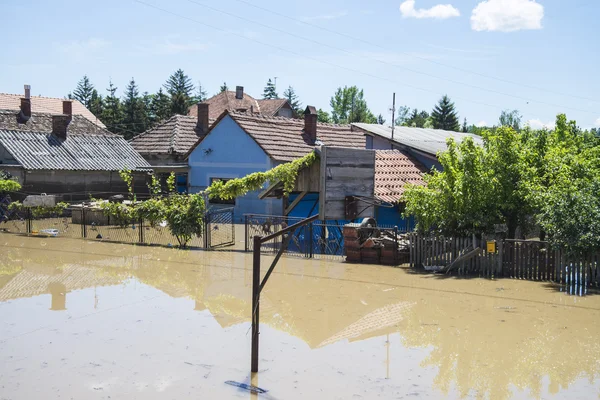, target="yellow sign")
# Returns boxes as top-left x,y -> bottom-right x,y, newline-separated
487,241 -> 496,253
